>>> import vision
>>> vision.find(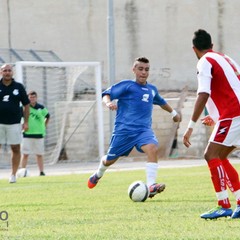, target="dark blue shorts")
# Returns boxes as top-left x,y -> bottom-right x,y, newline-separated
106,130 -> 159,160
